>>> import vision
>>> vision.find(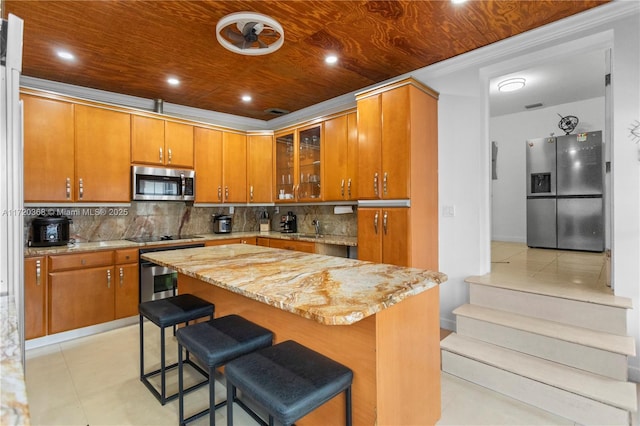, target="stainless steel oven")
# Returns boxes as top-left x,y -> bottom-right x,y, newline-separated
138,242 -> 204,303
